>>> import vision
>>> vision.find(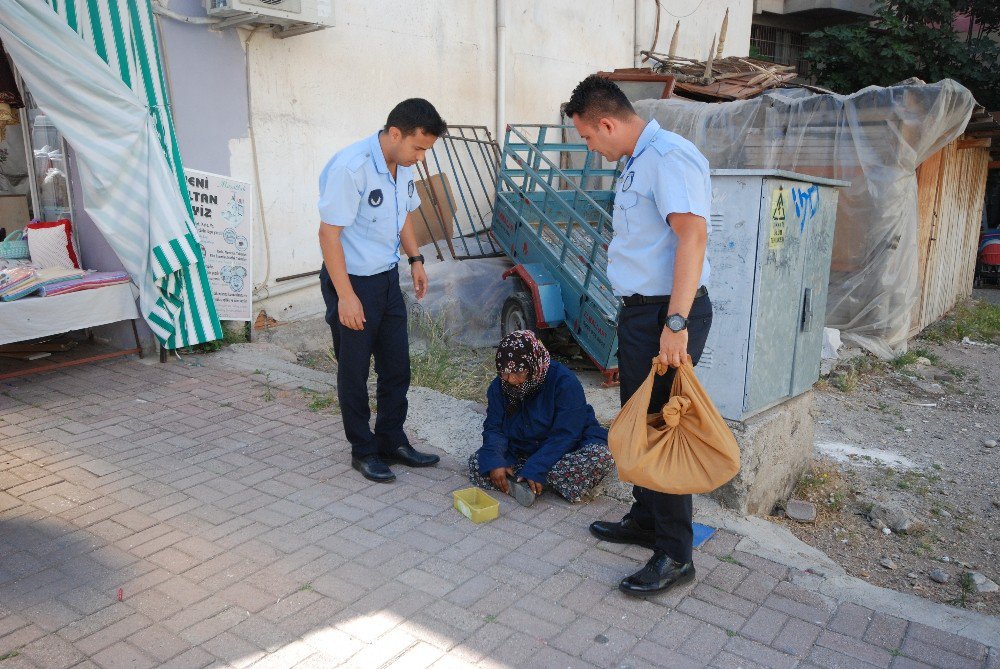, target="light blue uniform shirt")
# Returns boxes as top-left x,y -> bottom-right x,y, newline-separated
318,130 -> 421,276
608,119 -> 712,297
